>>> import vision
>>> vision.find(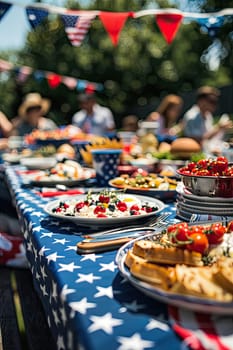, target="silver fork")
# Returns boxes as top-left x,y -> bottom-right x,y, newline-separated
82,212 -> 170,240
